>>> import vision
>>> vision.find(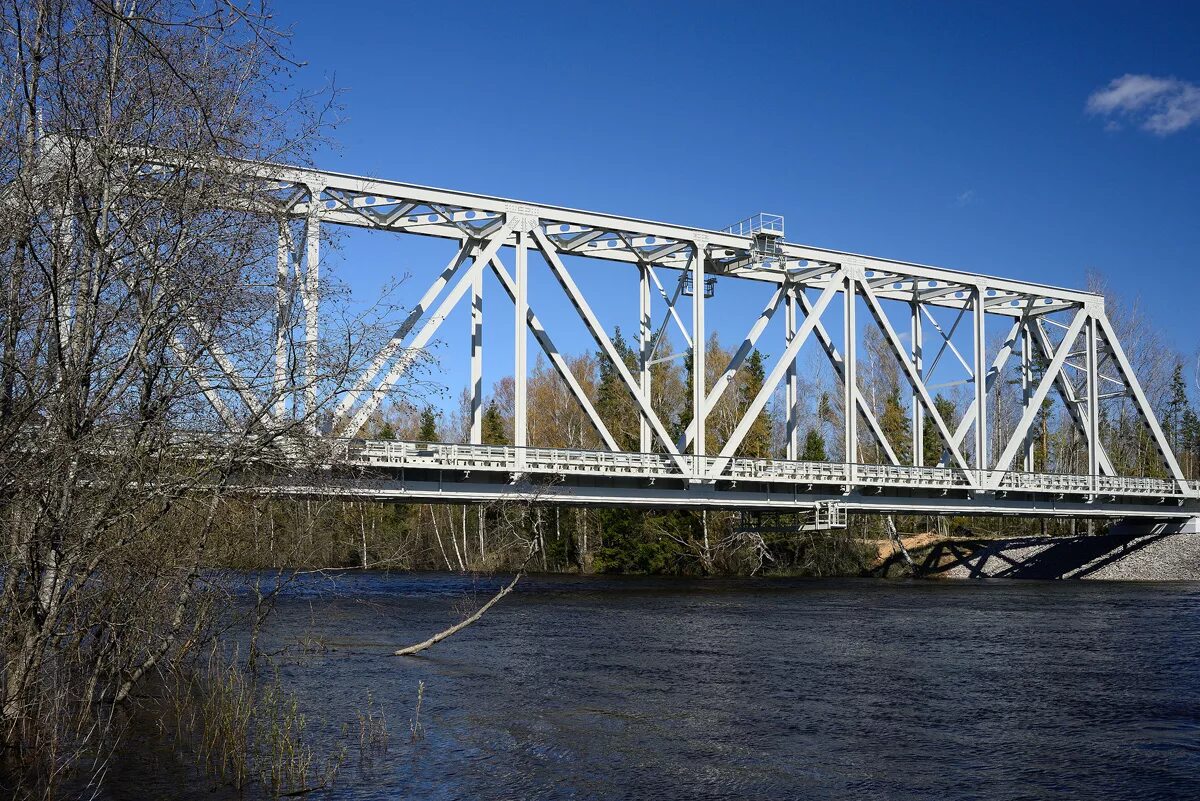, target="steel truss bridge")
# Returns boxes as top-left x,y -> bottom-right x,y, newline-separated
123,145 -> 1199,528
